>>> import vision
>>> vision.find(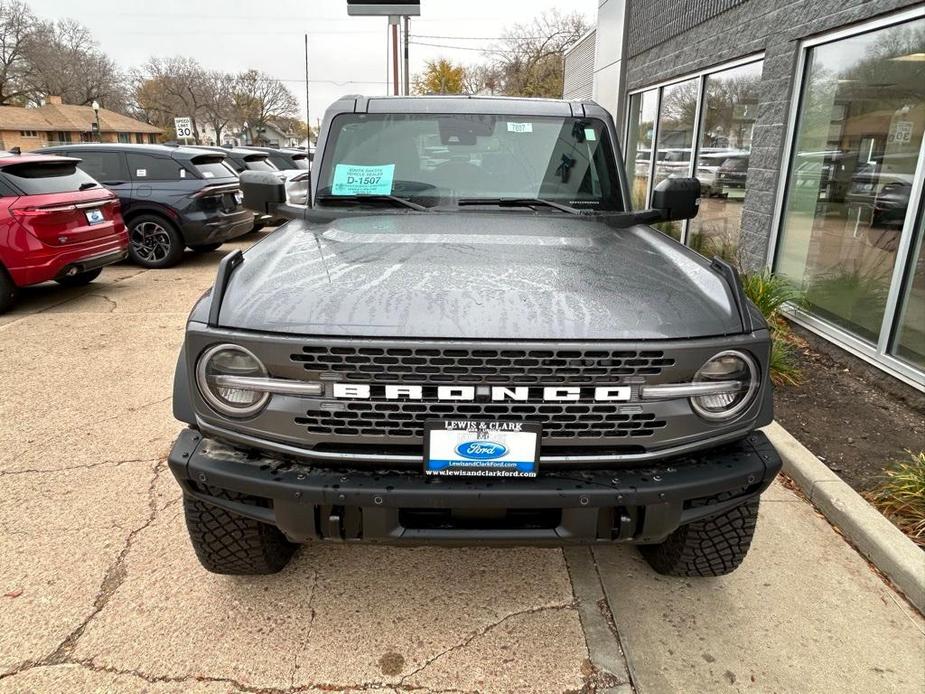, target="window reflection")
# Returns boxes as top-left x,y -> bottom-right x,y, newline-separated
625,90 -> 657,209
653,78 -> 699,240
776,17 -> 925,343
892,217 -> 925,369
689,61 -> 762,259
